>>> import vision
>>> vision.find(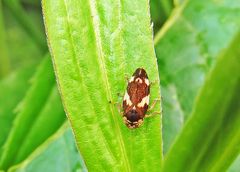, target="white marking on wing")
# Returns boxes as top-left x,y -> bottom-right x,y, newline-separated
137,95 -> 149,107
124,92 -> 132,106
136,78 -> 143,83
145,78 -> 150,86
129,76 -> 134,83
139,69 -> 142,75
